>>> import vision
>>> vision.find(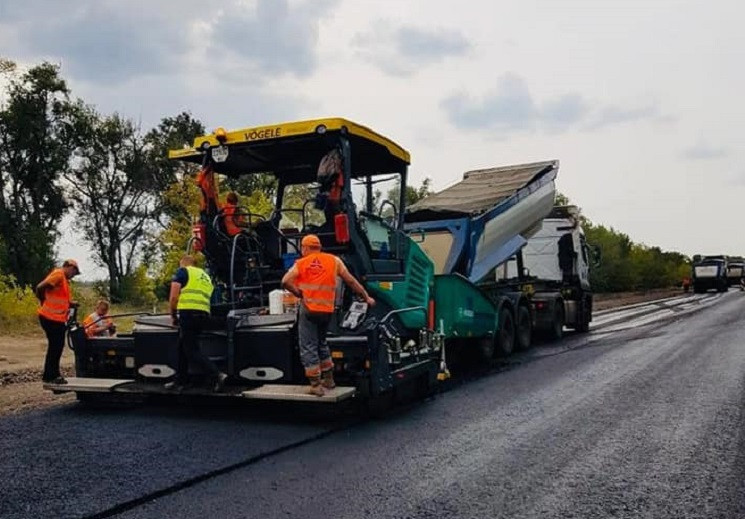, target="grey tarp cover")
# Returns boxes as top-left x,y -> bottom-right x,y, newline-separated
406,160 -> 558,222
